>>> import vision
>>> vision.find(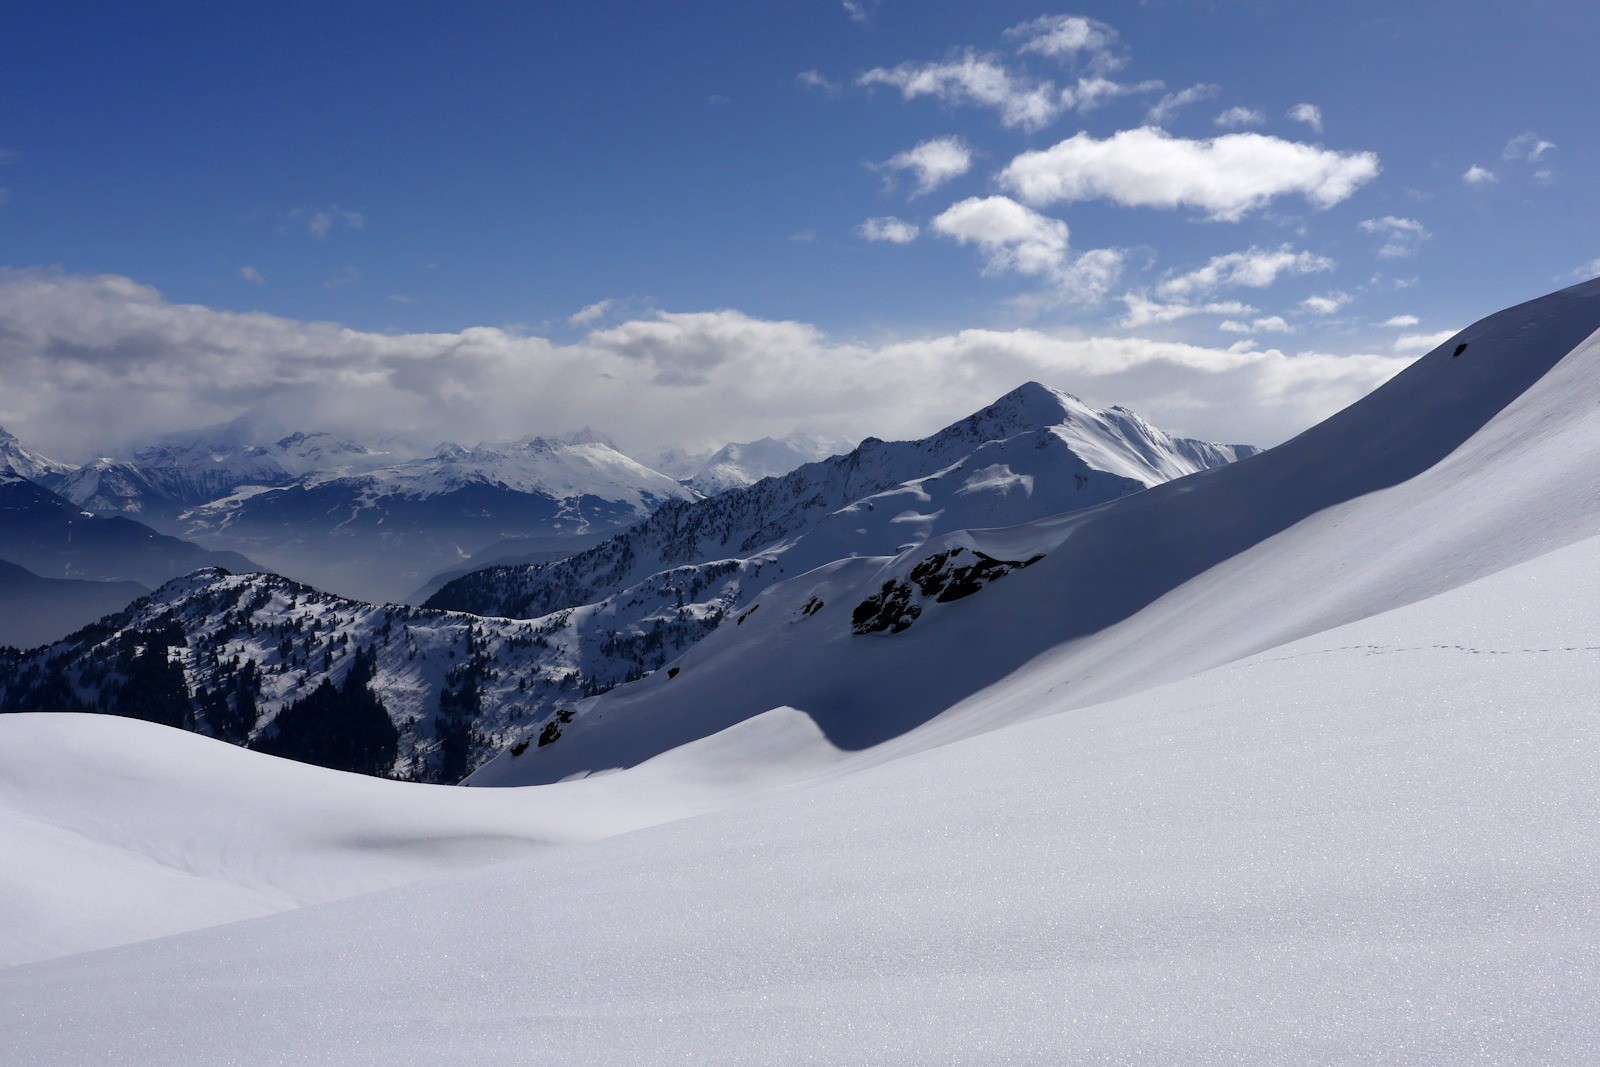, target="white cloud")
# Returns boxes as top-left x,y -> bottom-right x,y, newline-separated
841,0 -> 879,22
1381,314 -> 1419,328
797,70 -> 840,94
322,266 -> 361,290
1286,103 -> 1324,133
568,299 -> 615,327
1062,75 -> 1163,112
999,127 -> 1379,221
1566,257 -> 1600,282
0,268 -> 1412,458
1005,14 -> 1122,71
930,196 -> 1121,302
1219,316 -> 1293,334
1147,84 -> 1219,125
880,137 -> 973,196
1503,132 -> 1556,162
295,206 -> 364,239
1157,246 -> 1334,300
1300,292 -> 1351,315
1462,164 -> 1497,185
1359,216 -> 1429,259
858,50 -> 1155,131
857,217 -> 921,244
789,230 -> 817,244
859,50 -> 1062,131
239,266 -> 265,284
1118,294 -> 1257,329
1393,329 -> 1458,354
1214,106 -> 1266,128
